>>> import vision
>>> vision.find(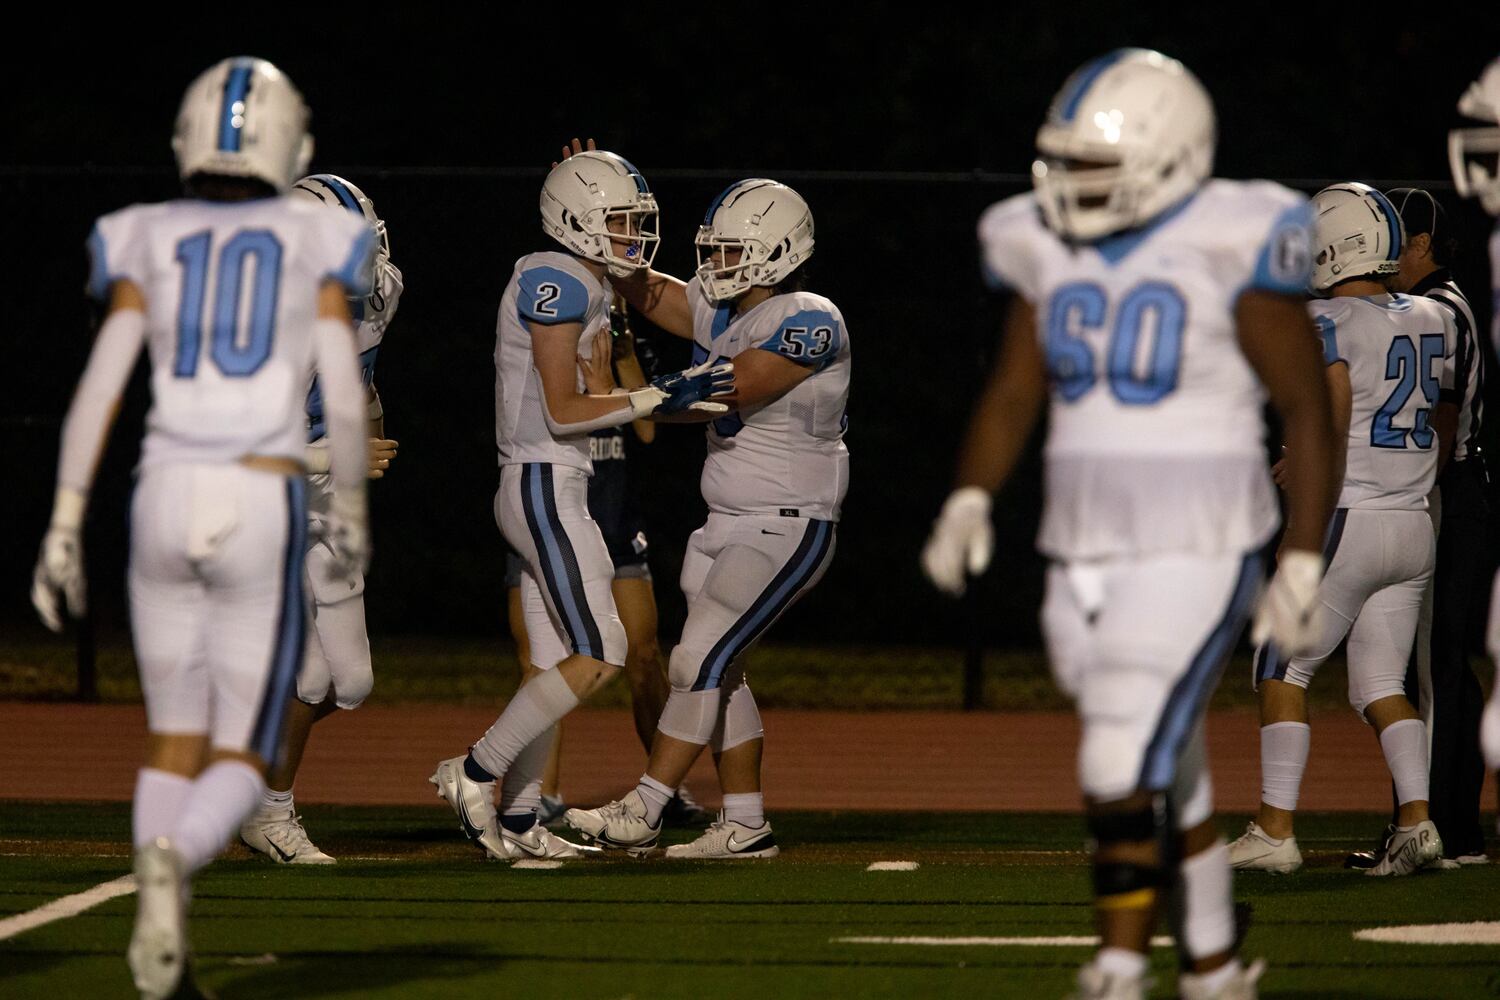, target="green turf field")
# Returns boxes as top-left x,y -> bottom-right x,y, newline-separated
3,804 -> 1497,998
